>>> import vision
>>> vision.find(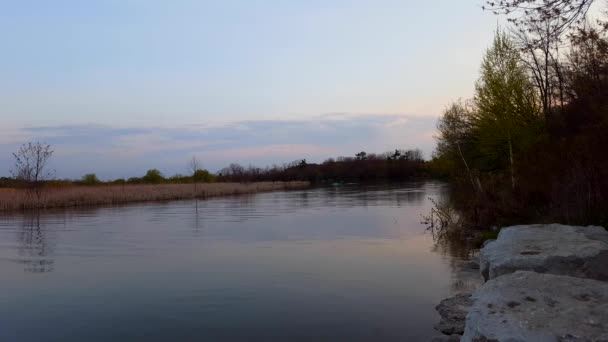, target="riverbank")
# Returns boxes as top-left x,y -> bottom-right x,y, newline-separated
433,224 -> 608,341
0,181 -> 310,211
